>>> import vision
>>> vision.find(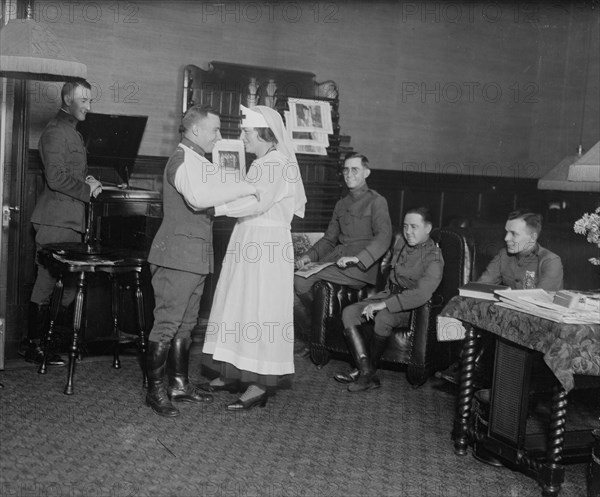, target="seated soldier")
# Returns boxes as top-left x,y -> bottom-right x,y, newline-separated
438,209 -> 564,385
334,206 -> 444,392
293,153 -> 392,355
